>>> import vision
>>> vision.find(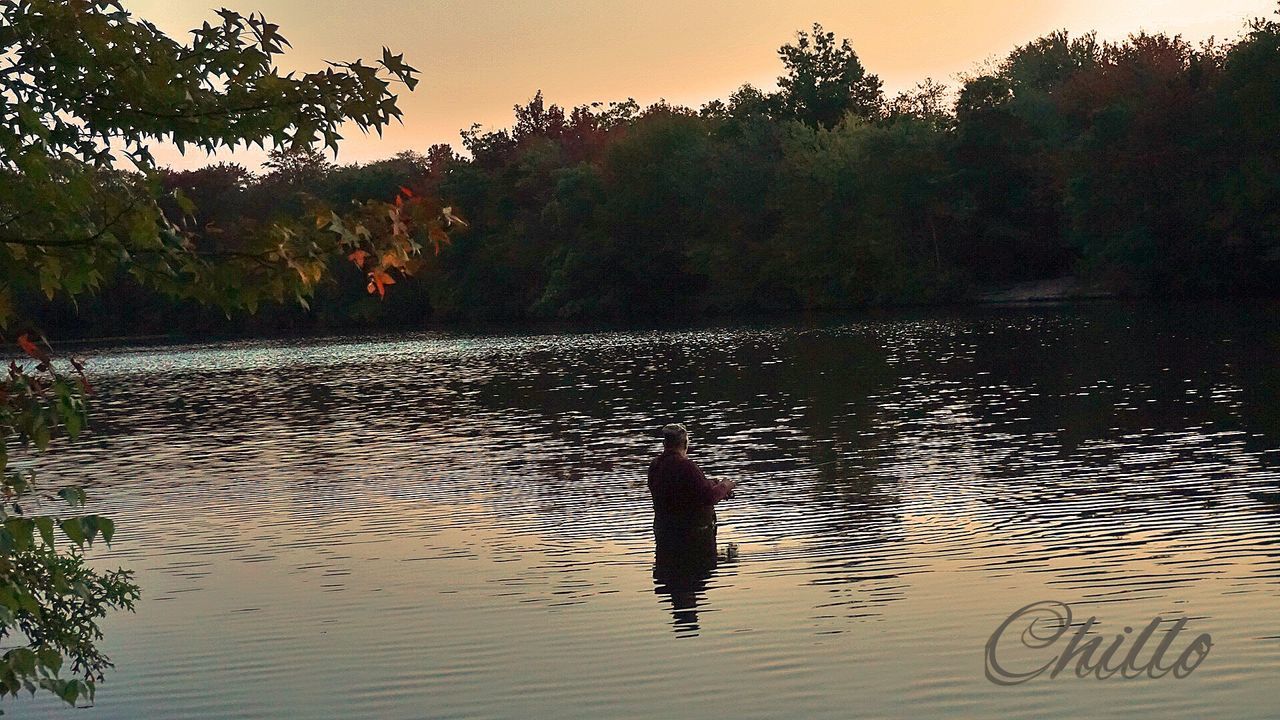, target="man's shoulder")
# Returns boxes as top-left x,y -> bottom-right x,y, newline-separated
650,451 -> 693,472
680,456 -> 704,477
675,454 -> 699,470
648,452 -> 668,477
663,453 -> 701,476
